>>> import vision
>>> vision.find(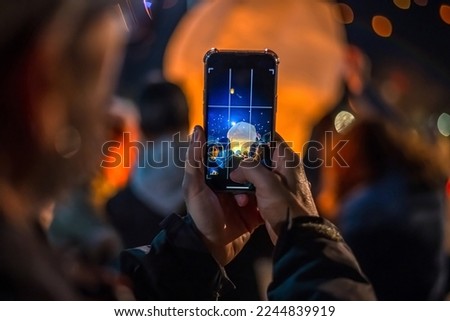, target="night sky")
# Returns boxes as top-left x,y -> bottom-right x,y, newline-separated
206,66 -> 275,144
